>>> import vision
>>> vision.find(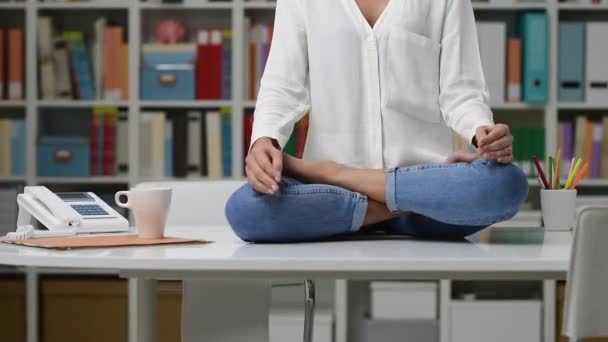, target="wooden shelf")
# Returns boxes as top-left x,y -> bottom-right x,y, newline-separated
491,102 -> 546,110
558,3 -> 608,10
36,2 -> 129,10
472,1 -> 548,10
243,2 -> 276,9
0,2 -> 25,9
528,178 -> 608,187
558,102 -> 608,110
